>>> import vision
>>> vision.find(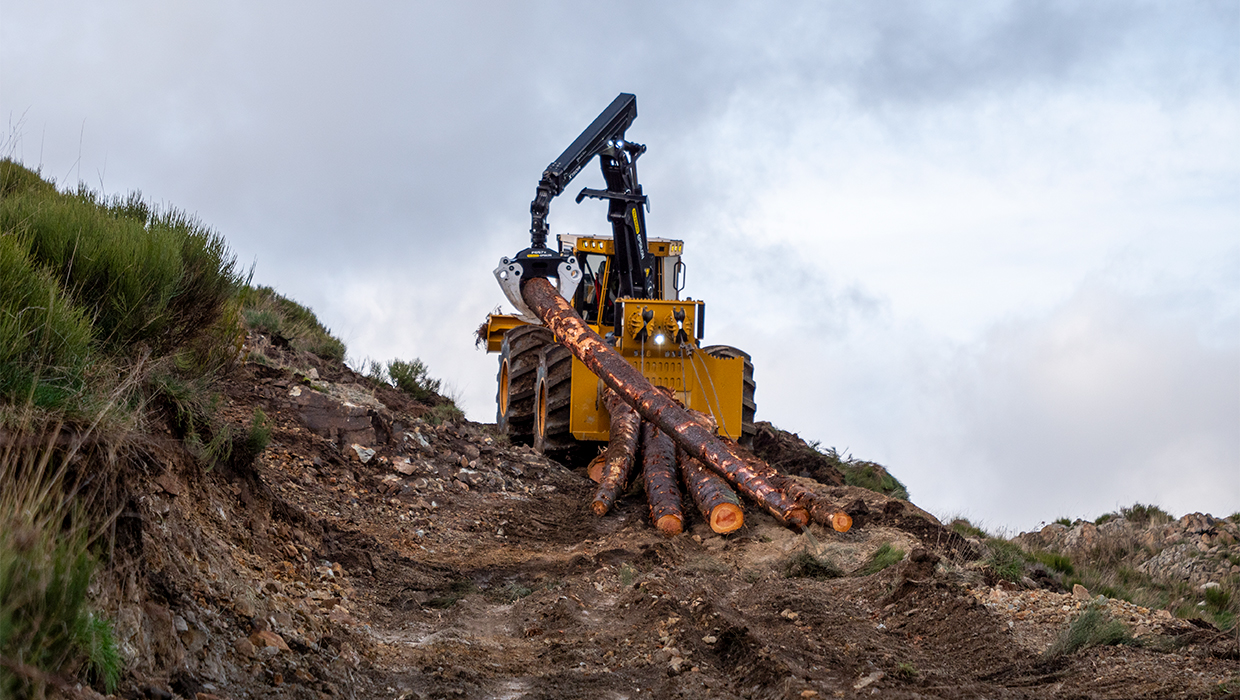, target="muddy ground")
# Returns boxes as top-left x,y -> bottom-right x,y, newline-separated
97,346 -> 1238,700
